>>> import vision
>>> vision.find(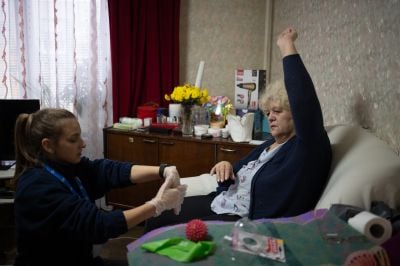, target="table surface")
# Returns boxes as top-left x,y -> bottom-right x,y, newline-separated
126,210 -> 376,265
